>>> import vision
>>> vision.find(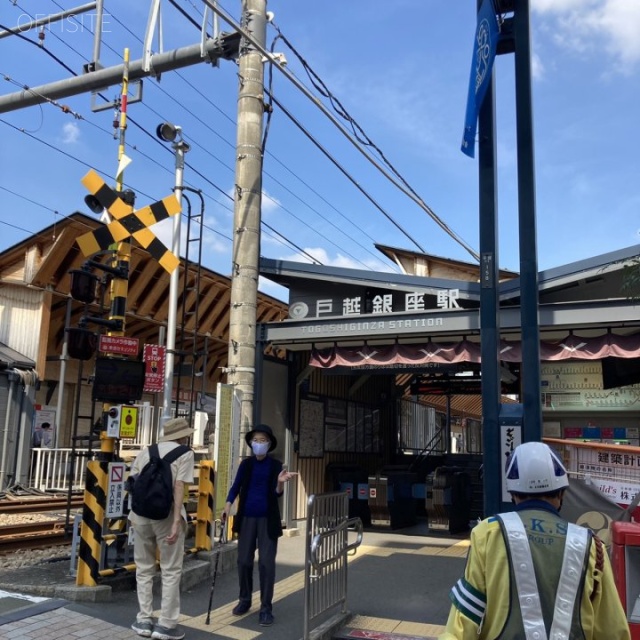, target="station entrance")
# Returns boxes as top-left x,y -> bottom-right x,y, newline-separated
256,246 -> 640,530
